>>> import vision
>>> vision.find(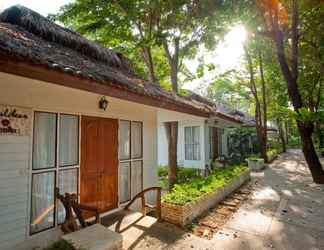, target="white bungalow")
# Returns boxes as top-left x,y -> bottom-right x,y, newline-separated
158,93 -> 243,171
0,5 -> 218,250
